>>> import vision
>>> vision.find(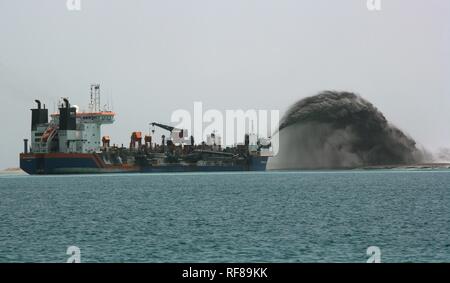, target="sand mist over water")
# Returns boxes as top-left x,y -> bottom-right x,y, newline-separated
268,91 -> 425,169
